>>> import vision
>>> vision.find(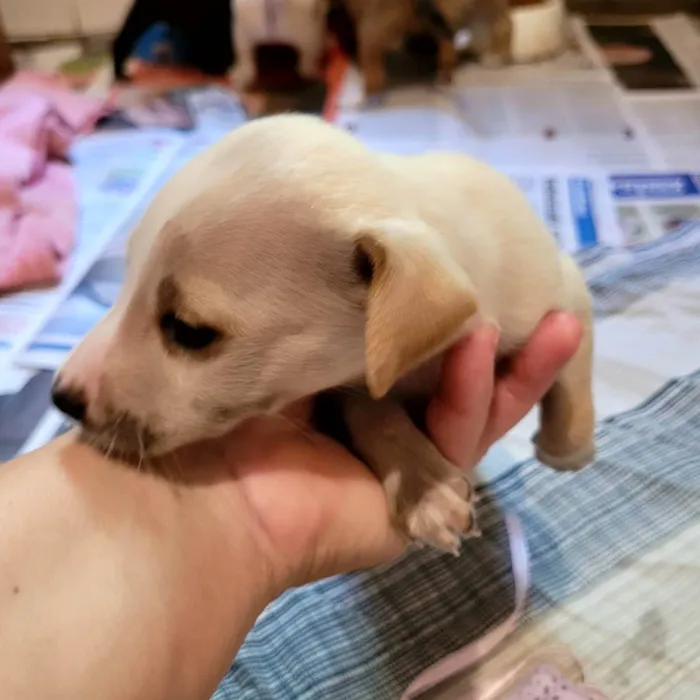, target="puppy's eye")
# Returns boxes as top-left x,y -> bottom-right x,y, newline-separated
160,312 -> 221,351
